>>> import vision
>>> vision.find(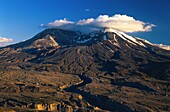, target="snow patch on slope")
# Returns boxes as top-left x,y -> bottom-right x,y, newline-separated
155,44 -> 170,50
76,38 -> 91,44
136,38 -> 153,46
104,28 -> 147,47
